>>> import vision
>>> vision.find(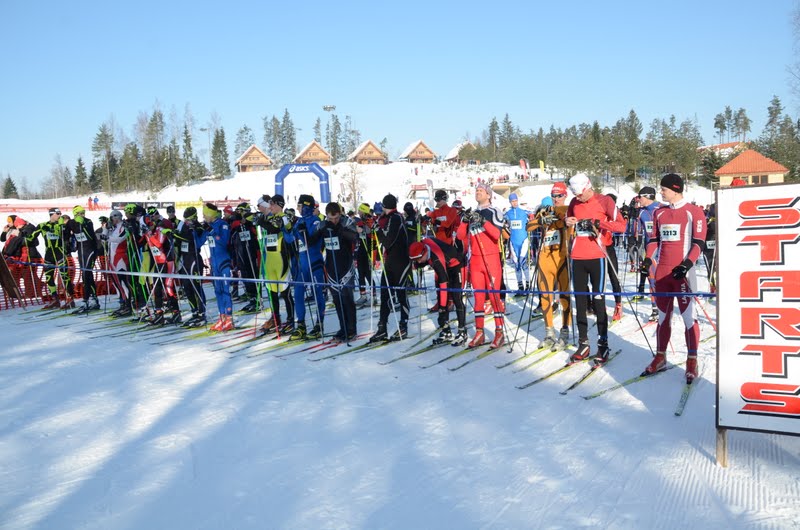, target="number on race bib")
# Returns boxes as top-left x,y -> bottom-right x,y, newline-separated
297,239 -> 307,252
324,237 -> 340,251
150,246 -> 162,256
705,240 -> 716,250
74,232 -> 88,242
181,242 -> 189,252
660,224 -> 681,242
510,220 -> 523,230
645,221 -> 654,234
543,230 -> 561,246
266,234 -> 278,248
47,232 -> 59,241
207,236 -> 216,248
239,231 -> 251,241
